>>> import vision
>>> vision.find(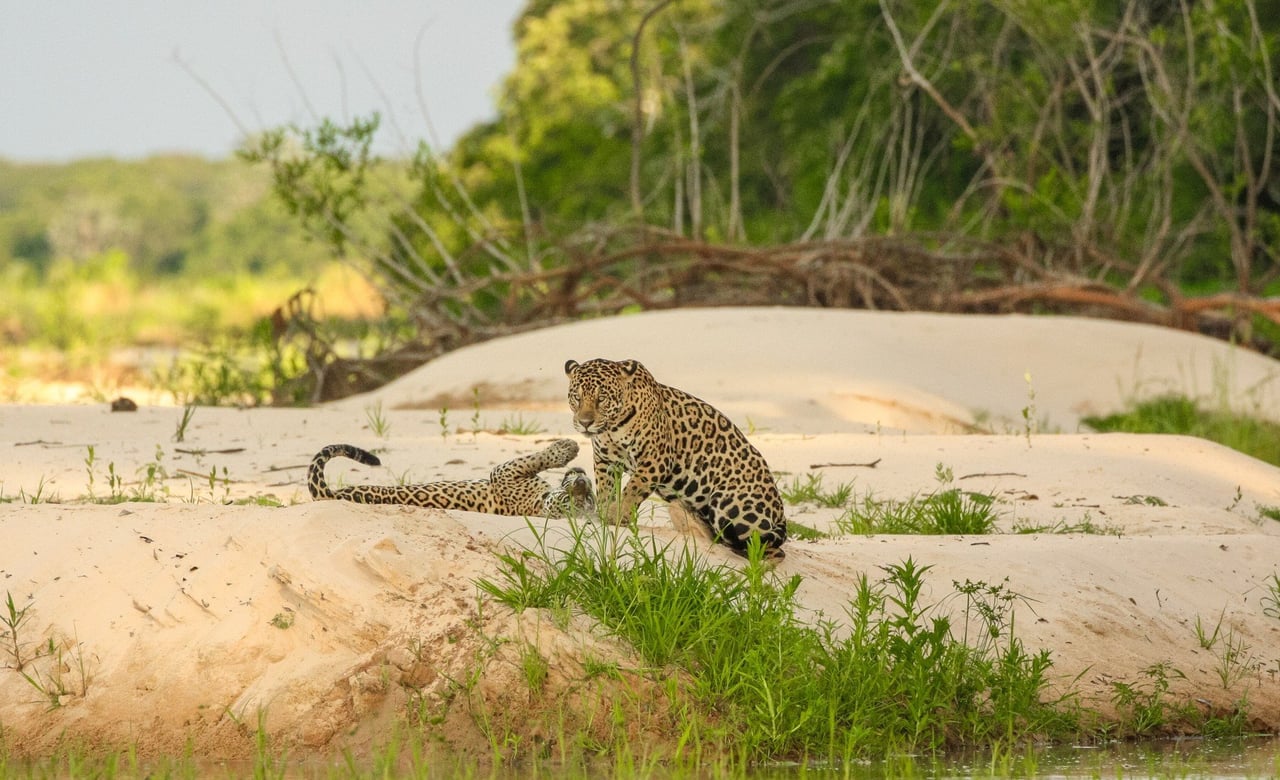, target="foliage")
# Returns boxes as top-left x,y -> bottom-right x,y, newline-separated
449,0 -> 1280,286
236,0 -> 1280,359
478,522 -> 1076,760
1082,394 -> 1280,467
